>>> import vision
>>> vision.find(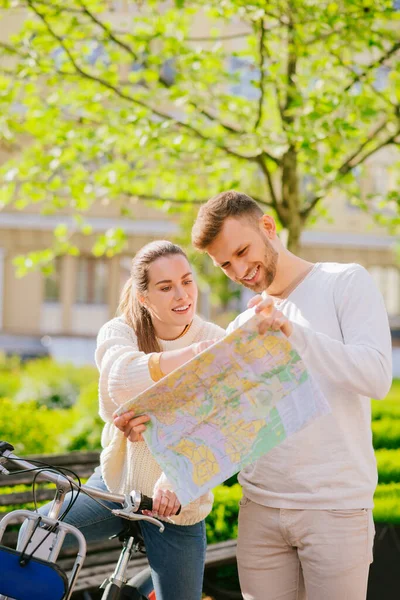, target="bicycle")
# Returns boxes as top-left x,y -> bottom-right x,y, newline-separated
0,440 -> 168,600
